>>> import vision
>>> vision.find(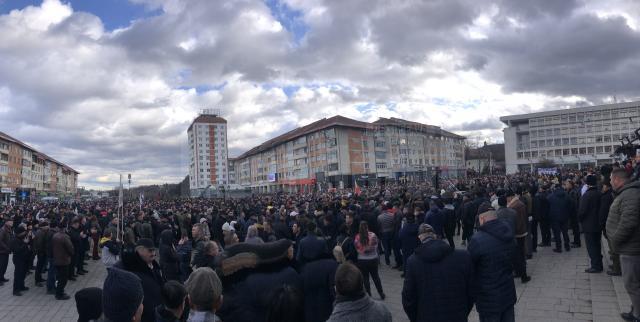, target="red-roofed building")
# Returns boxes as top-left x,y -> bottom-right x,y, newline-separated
231,115 -> 466,193
0,131 -> 79,203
